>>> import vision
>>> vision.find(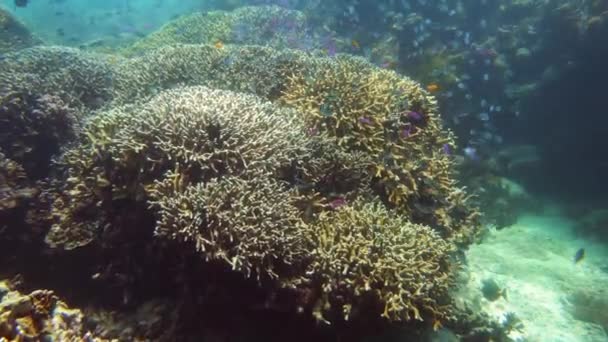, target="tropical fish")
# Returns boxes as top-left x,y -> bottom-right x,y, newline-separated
358,116 -> 373,125
15,0 -> 28,8
442,144 -> 452,156
426,83 -> 440,92
214,41 -> 224,49
463,146 -> 479,161
481,279 -> 507,301
329,197 -> 347,210
573,248 -> 585,264
406,111 -> 423,122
